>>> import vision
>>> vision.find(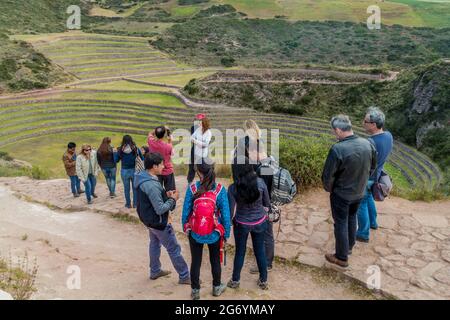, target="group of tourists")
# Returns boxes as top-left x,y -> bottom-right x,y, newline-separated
61,106 -> 392,299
